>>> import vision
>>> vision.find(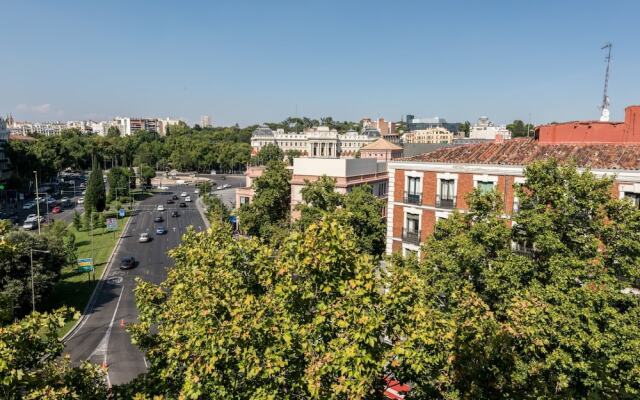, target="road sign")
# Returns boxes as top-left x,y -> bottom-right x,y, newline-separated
118,208 -> 126,218
106,218 -> 118,231
0,184 -> 4,190
77,258 -> 94,272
